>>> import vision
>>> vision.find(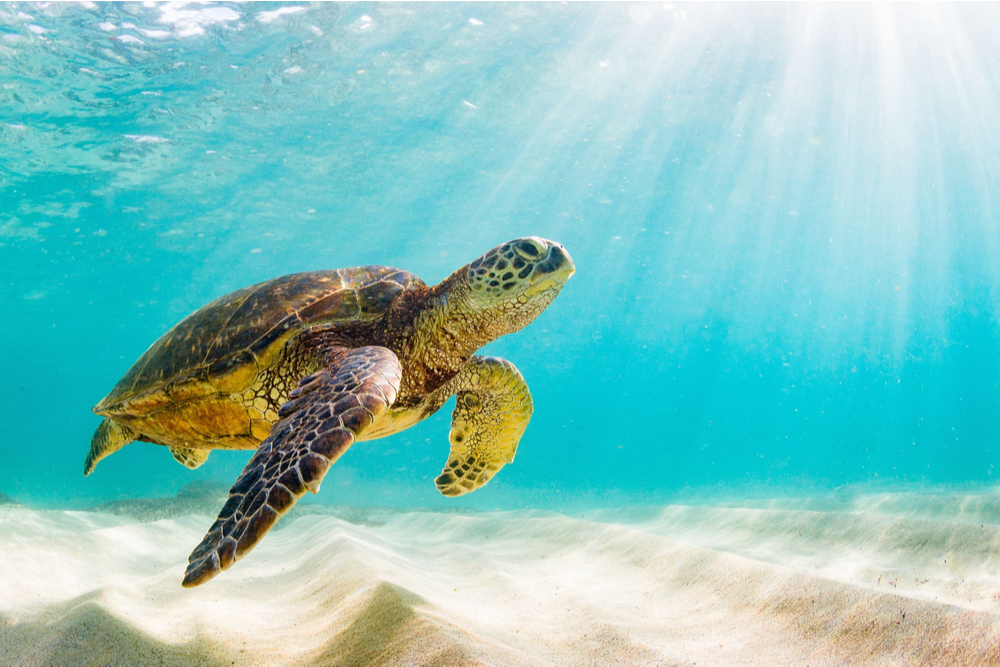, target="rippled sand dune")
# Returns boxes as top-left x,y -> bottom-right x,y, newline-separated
1,493 -> 999,665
